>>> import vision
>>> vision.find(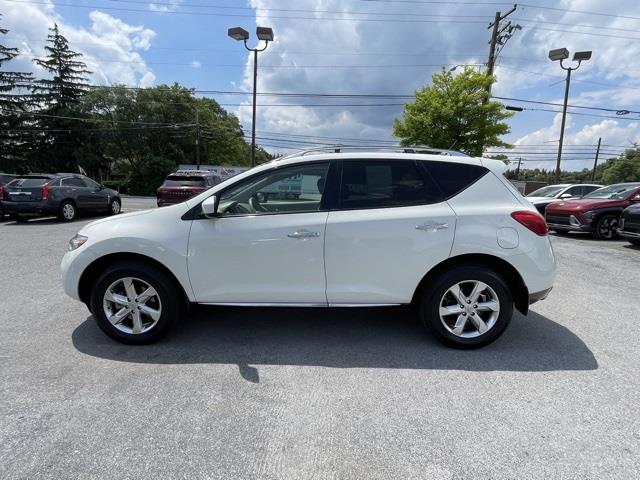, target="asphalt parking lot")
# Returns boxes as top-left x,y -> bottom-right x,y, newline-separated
1,198 -> 639,480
